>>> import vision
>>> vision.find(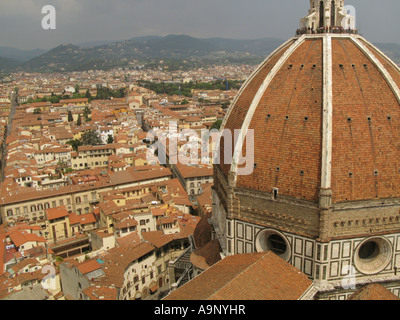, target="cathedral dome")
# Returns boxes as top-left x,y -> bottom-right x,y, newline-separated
217,20 -> 400,205
210,1 -> 400,296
